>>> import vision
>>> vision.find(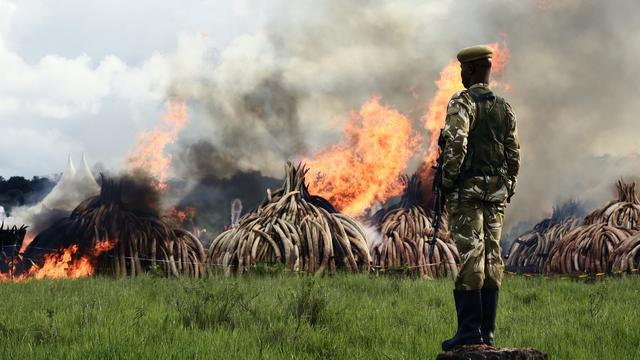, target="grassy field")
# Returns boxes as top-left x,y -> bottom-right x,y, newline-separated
0,273 -> 638,360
